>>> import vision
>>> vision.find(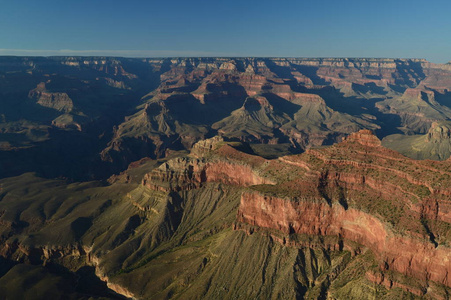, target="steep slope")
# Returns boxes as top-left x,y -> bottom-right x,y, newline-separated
376,88 -> 451,134
1,134 -> 450,299
0,56 -> 160,180
383,121 -> 451,160
3,57 -> 451,180
211,96 -> 288,143
102,59 -> 387,168
5,56 -> 451,299
102,57 -> 451,171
